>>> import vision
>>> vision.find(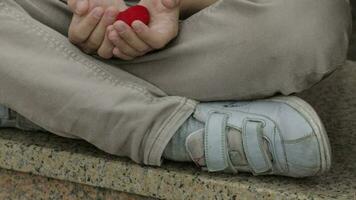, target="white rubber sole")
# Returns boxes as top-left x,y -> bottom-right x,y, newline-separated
270,96 -> 332,175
